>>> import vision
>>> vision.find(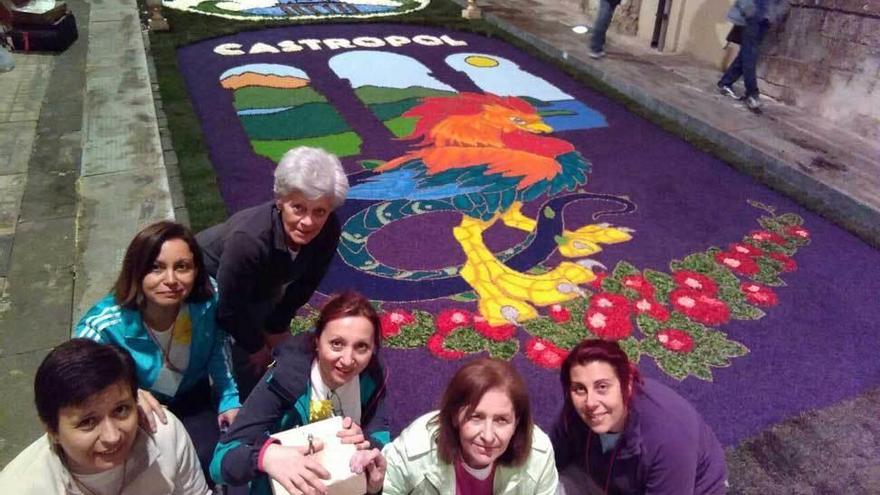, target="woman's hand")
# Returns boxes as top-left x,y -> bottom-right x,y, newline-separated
337,416 -> 370,450
350,448 -> 386,495
137,389 -> 167,433
217,408 -> 240,429
261,442 -> 330,495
